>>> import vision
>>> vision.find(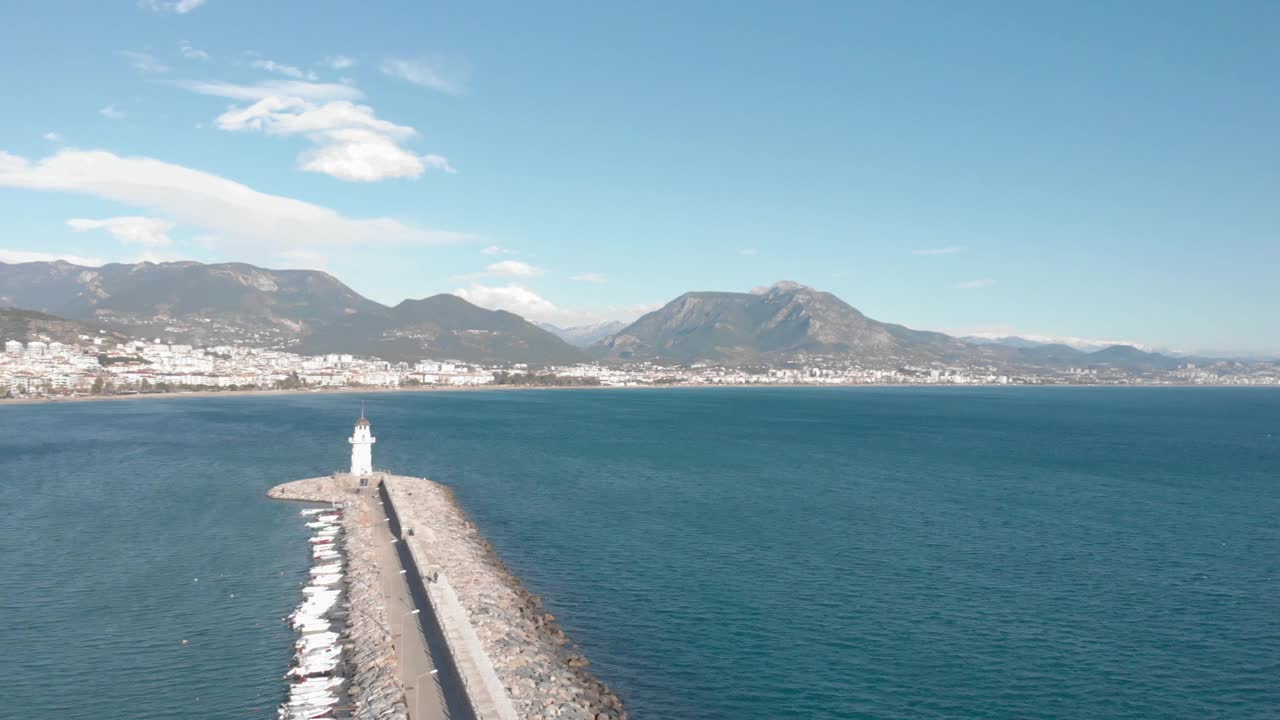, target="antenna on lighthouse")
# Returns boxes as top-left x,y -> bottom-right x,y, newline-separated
360,400 -> 365,420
